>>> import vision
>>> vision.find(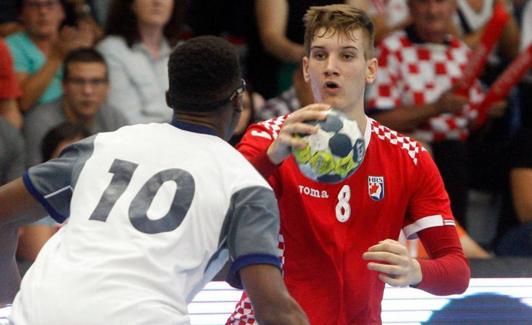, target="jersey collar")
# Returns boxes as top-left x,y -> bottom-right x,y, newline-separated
170,119 -> 217,136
